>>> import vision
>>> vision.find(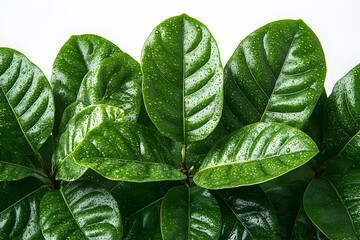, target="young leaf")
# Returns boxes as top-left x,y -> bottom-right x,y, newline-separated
0,48 -> 54,154
160,185 -> 221,240
0,146 -> 46,181
213,185 -> 278,239
0,177 -> 48,239
51,34 -> 122,135
193,122 -> 318,189
141,14 -> 223,143
40,181 -> 122,240
55,104 -> 124,181
73,121 -> 186,182
77,52 -> 142,122
223,19 -> 326,130
303,170 -> 360,239
323,64 -> 360,176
